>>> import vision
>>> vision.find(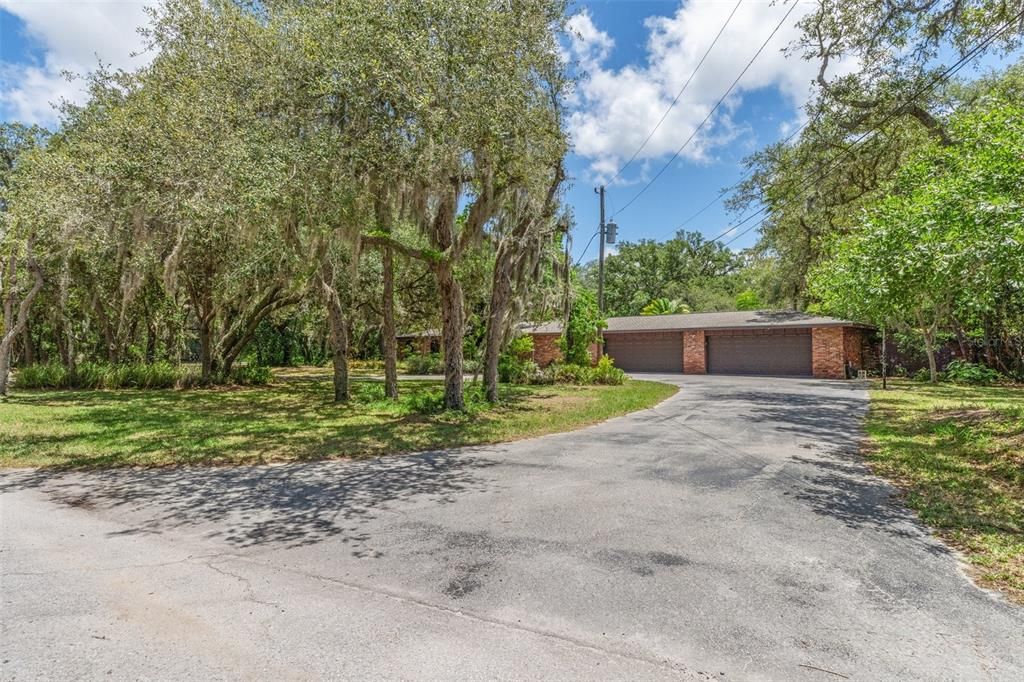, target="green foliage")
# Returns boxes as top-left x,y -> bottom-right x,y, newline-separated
912,368 -> 934,383
228,364 -> 273,386
943,360 -> 1003,386
13,361 -> 270,389
640,298 -> 689,316
589,355 -> 626,385
735,289 -> 762,311
505,335 -> 535,359
580,231 -> 754,315
15,364 -> 69,389
405,353 -> 444,375
560,288 -> 605,366
15,362 -> 192,390
497,335 -> 536,383
1,0 -> 572,411
506,356 -> 625,386
811,94 -> 1024,379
